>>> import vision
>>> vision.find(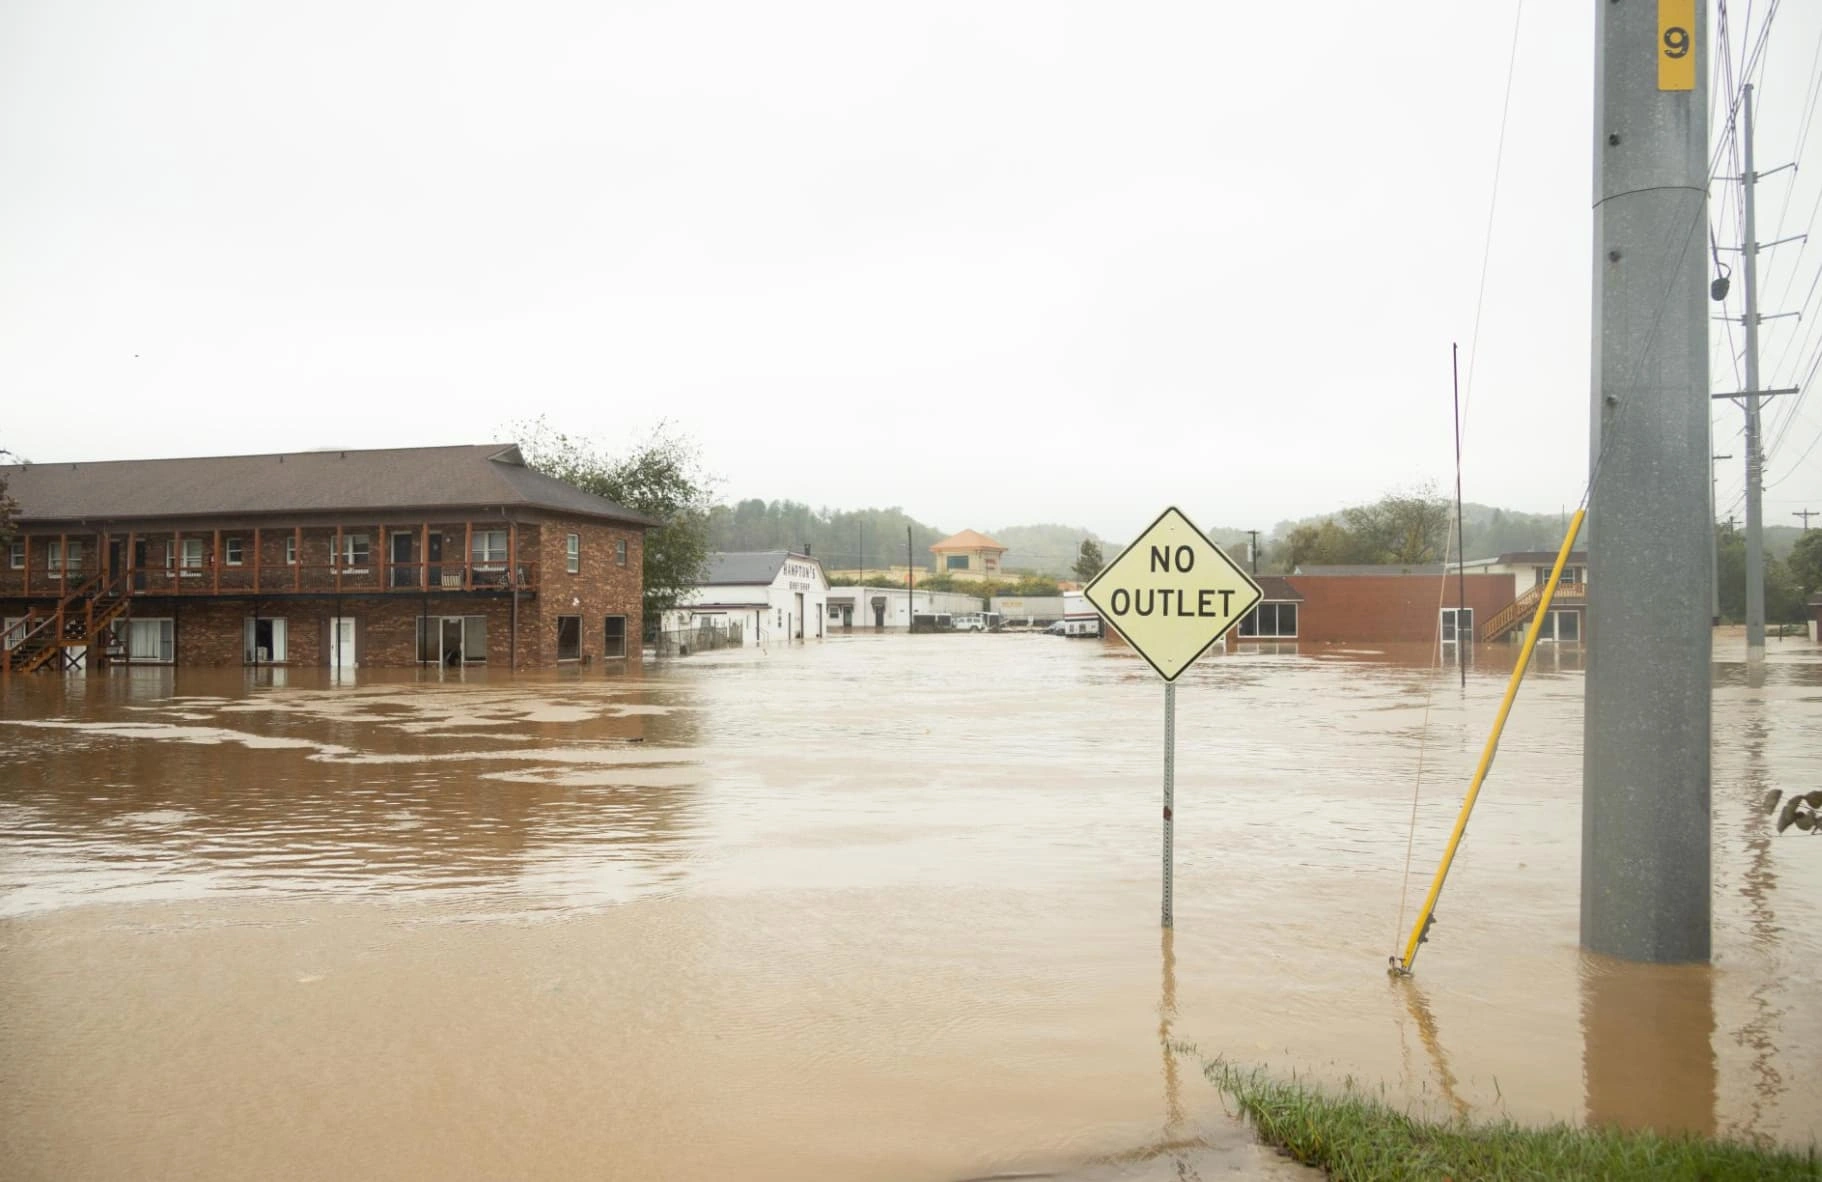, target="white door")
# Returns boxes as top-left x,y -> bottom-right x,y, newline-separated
329,617 -> 357,670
